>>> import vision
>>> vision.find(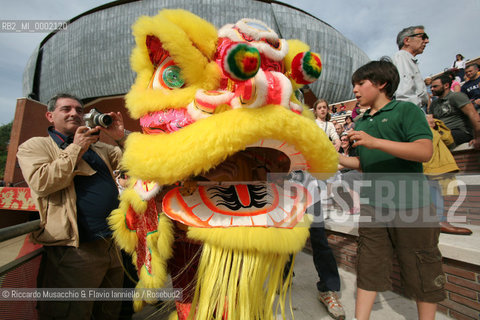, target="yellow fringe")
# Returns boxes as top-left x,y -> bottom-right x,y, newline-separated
168,311 -> 179,320
185,218 -> 311,319
188,244 -> 293,320
187,215 -> 312,254
108,188 -> 144,254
